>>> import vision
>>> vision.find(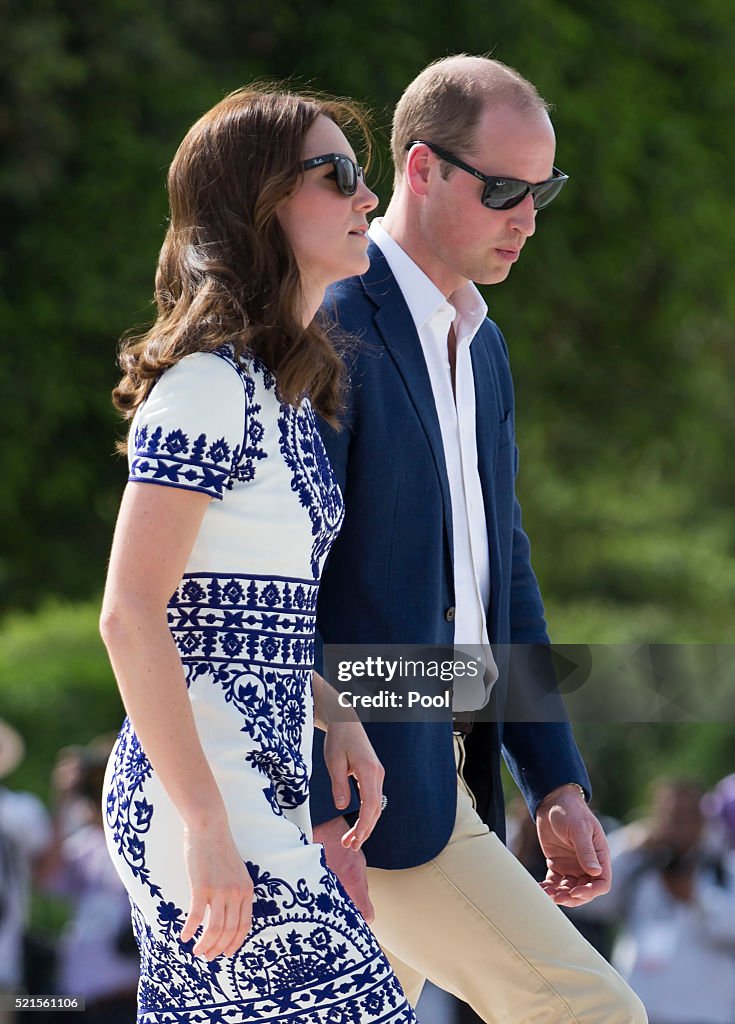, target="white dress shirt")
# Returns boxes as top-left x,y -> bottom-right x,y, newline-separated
369,220 -> 498,707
